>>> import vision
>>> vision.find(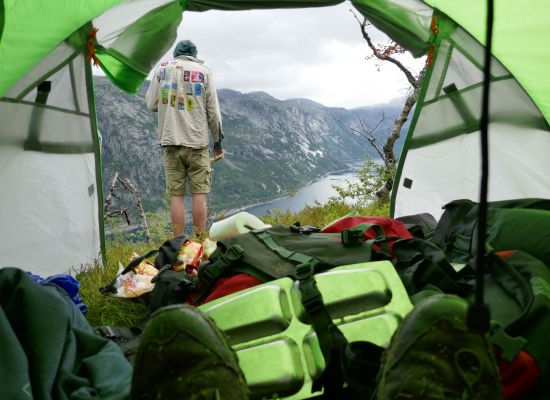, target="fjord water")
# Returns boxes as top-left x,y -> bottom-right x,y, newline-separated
243,162 -> 362,217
